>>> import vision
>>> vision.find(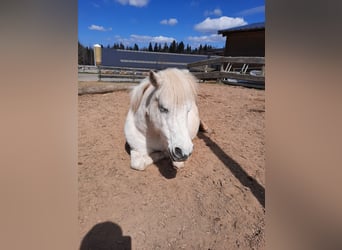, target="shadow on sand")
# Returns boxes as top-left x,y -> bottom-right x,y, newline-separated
80,221 -> 131,250
198,132 -> 265,208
